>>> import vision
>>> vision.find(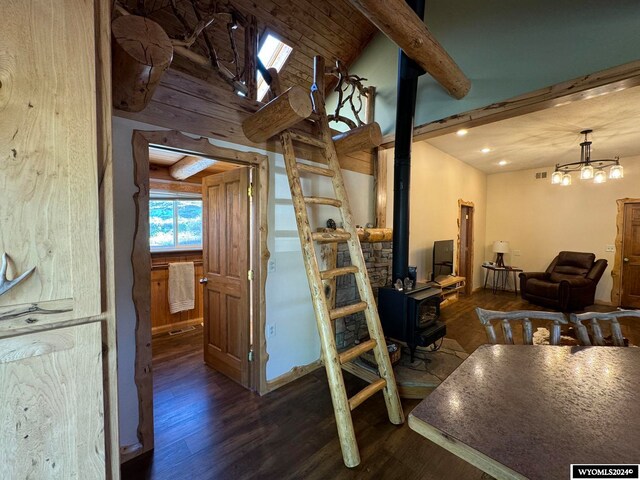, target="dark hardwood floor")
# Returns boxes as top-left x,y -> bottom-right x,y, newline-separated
122,290 -> 638,480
